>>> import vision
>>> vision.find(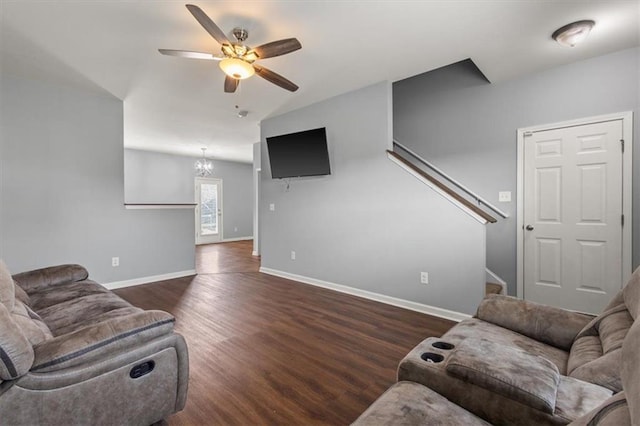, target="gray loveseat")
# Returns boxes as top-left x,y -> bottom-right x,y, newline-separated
0,261 -> 189,425
354,266 -> 640,425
